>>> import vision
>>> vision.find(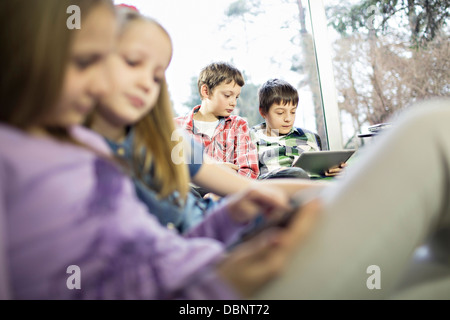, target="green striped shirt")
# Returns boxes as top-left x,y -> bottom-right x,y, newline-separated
250,122 -> 321,175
